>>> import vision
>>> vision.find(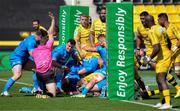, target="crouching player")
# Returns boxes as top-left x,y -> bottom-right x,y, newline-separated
72,66 -> 106,98
31,12 -> 56,97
